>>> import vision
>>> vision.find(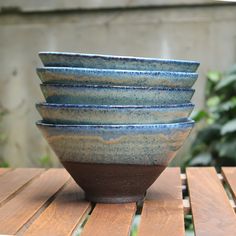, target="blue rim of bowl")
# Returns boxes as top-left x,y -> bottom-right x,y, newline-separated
39,52 -> 200,67
36,102 -> 194,109
36,67 -> 198,78
40,83 -> 195,92
36,118 -> 195,129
